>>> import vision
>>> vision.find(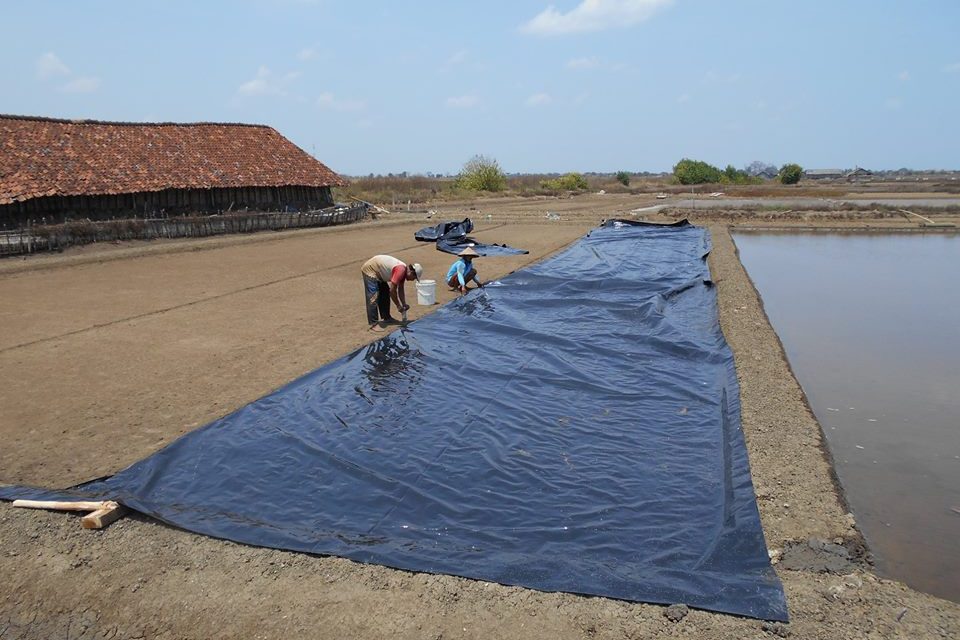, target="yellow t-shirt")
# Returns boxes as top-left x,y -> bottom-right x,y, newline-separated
361,255 -> 405,282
